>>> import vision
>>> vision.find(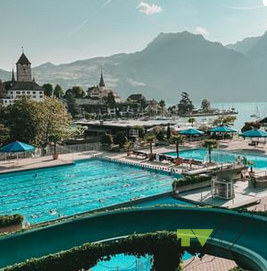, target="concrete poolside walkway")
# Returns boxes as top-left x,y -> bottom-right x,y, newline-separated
178,180 -> 263,209
0,151 -> 103,174
184,255 -> 237,271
